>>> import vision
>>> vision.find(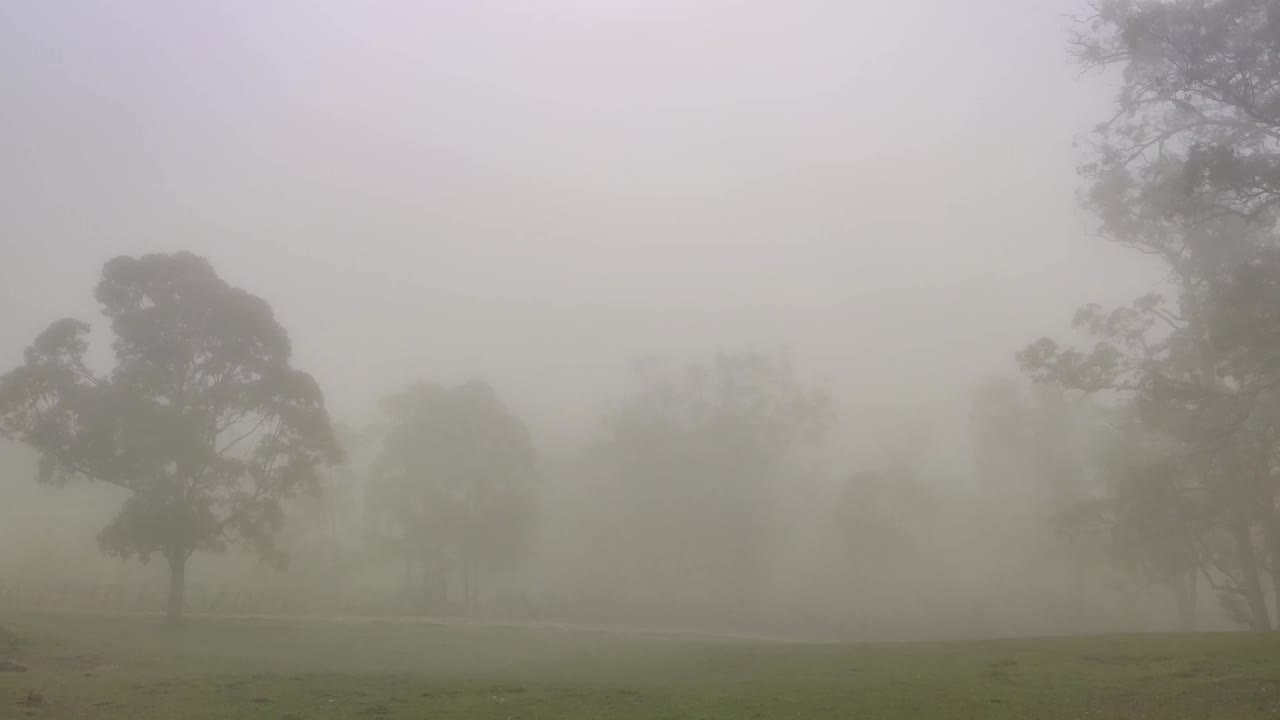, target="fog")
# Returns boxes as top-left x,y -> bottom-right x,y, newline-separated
0,1 -> 1195,641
